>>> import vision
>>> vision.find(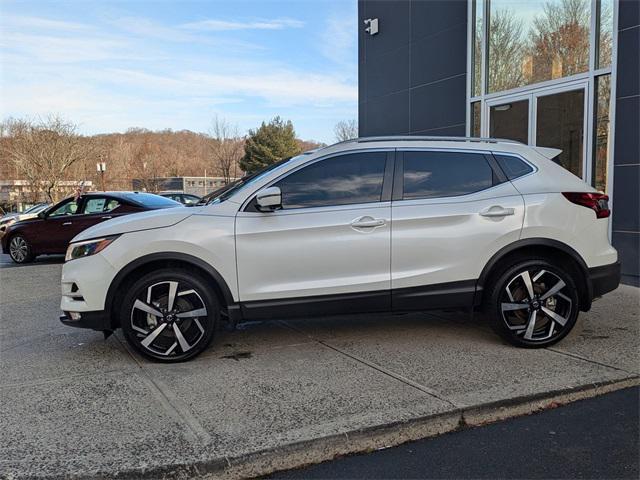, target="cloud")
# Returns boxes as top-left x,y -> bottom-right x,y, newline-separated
180,17 -> 304,31
319,10 -> 357,68
0,15 -> 92,32
0,7 -> 354,142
